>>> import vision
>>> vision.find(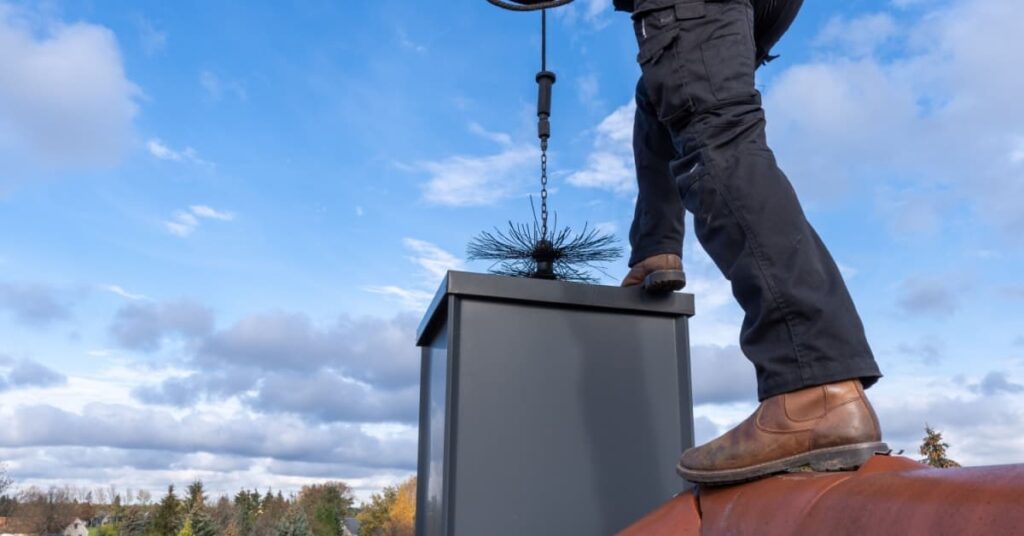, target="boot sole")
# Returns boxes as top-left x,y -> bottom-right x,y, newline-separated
676,441 -> 890,486
643,270 -> 686,293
